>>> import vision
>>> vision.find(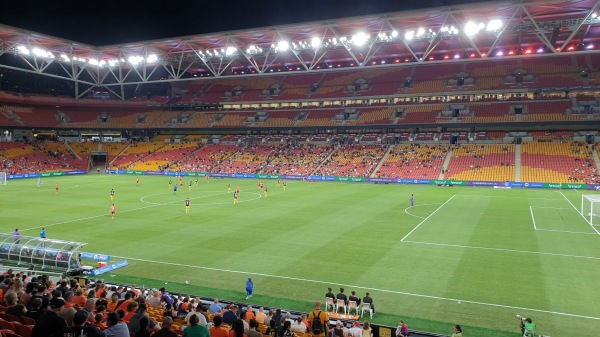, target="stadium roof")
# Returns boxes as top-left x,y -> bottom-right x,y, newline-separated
0,0 -> 598,98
